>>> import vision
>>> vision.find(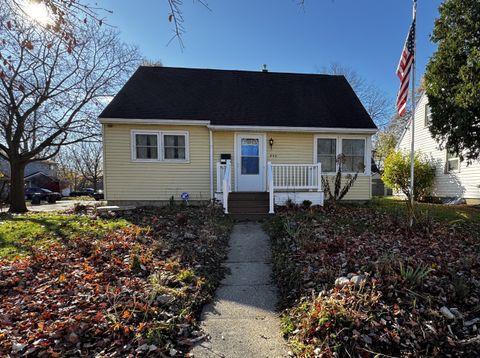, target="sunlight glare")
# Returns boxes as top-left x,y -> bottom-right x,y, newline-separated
24,1 -> 52,26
